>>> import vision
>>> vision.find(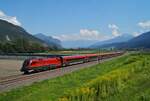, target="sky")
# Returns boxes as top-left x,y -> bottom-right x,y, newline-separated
0,0 -> 150,42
